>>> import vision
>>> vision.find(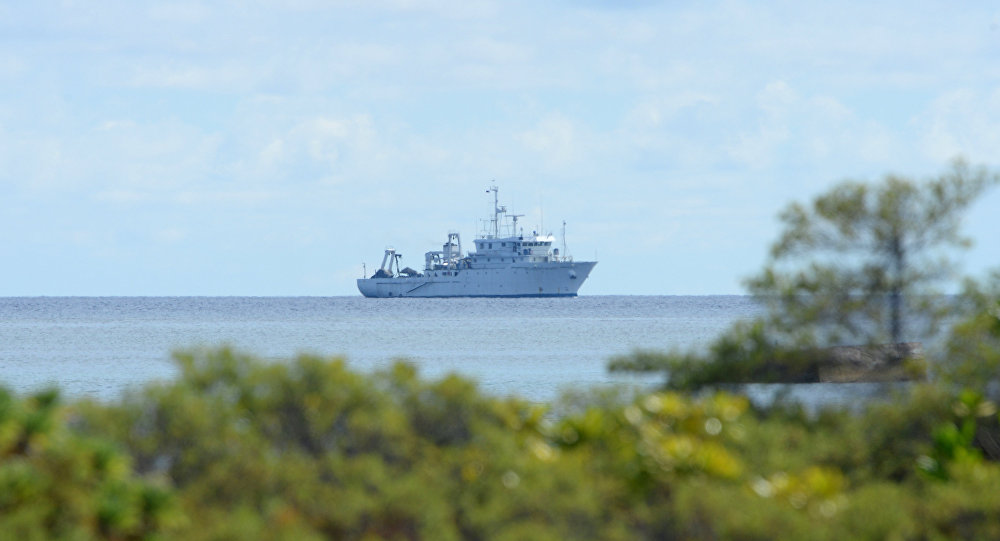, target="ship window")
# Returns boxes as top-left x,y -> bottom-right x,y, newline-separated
501,242 -> 506,247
